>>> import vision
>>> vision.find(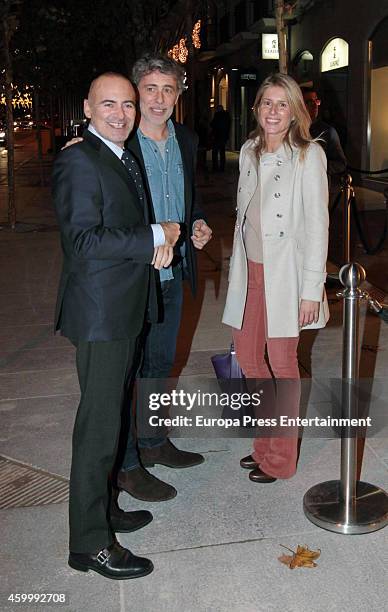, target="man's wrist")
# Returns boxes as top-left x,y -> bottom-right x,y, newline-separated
151,224 -> 165,247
